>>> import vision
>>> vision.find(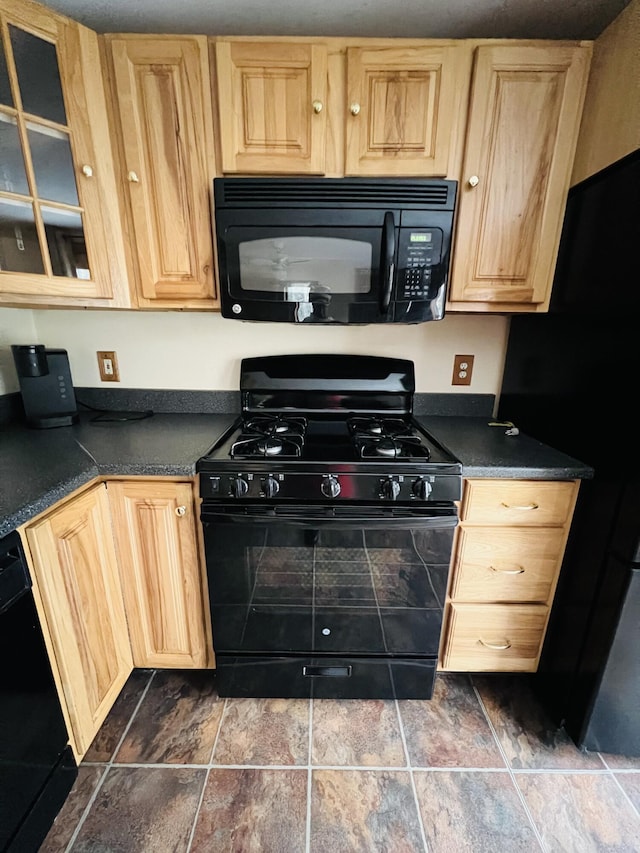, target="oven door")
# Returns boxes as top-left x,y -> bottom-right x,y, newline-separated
216,219 -> 394,324
200,503 -> 457,698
